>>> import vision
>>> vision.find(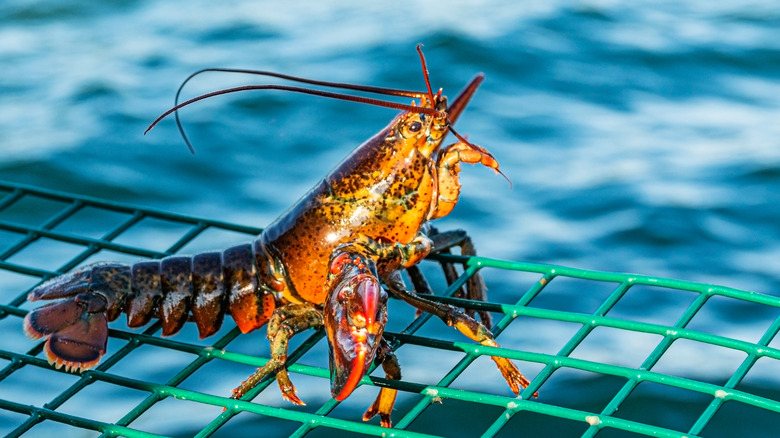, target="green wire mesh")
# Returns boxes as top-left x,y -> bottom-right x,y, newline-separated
1,179 -> 780,437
